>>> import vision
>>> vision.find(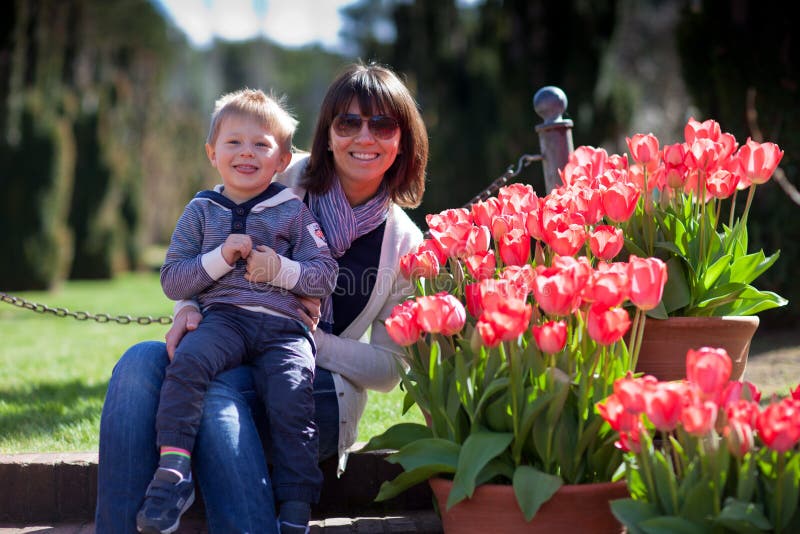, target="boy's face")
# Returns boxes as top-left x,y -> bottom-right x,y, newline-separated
205,114 -> 291,204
